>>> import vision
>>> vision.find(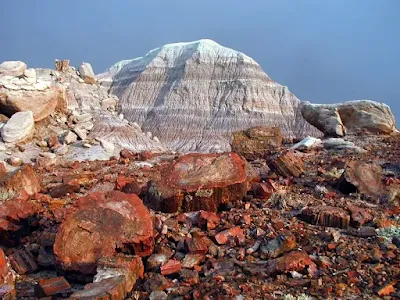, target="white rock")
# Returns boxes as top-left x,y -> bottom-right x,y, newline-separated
153,136 -> 160,143
40,152 -> 57,159
74,113 -> 92,123
0,61 -> 27,76
118,113 -> 124,120
23,68 -> 36,83
83,143 -> 92,148
64,131 -> 78,144
78,62 -> 96,84
73,127 -> 87,141
1,111 -> 34,143
76,121 -> 94,131
100,139 -> 115,153
0,142 -> 6,151
101,98 -> 117,110
291,136 -> 322,151
146,131 -> 152,139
